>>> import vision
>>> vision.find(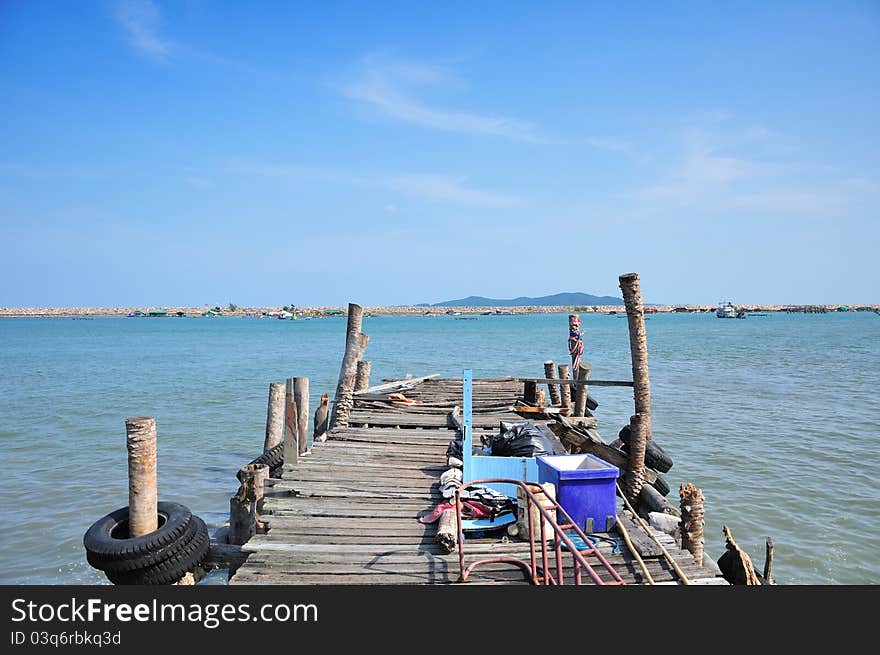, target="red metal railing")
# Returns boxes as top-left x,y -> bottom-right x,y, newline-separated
454,478 -> 625,585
